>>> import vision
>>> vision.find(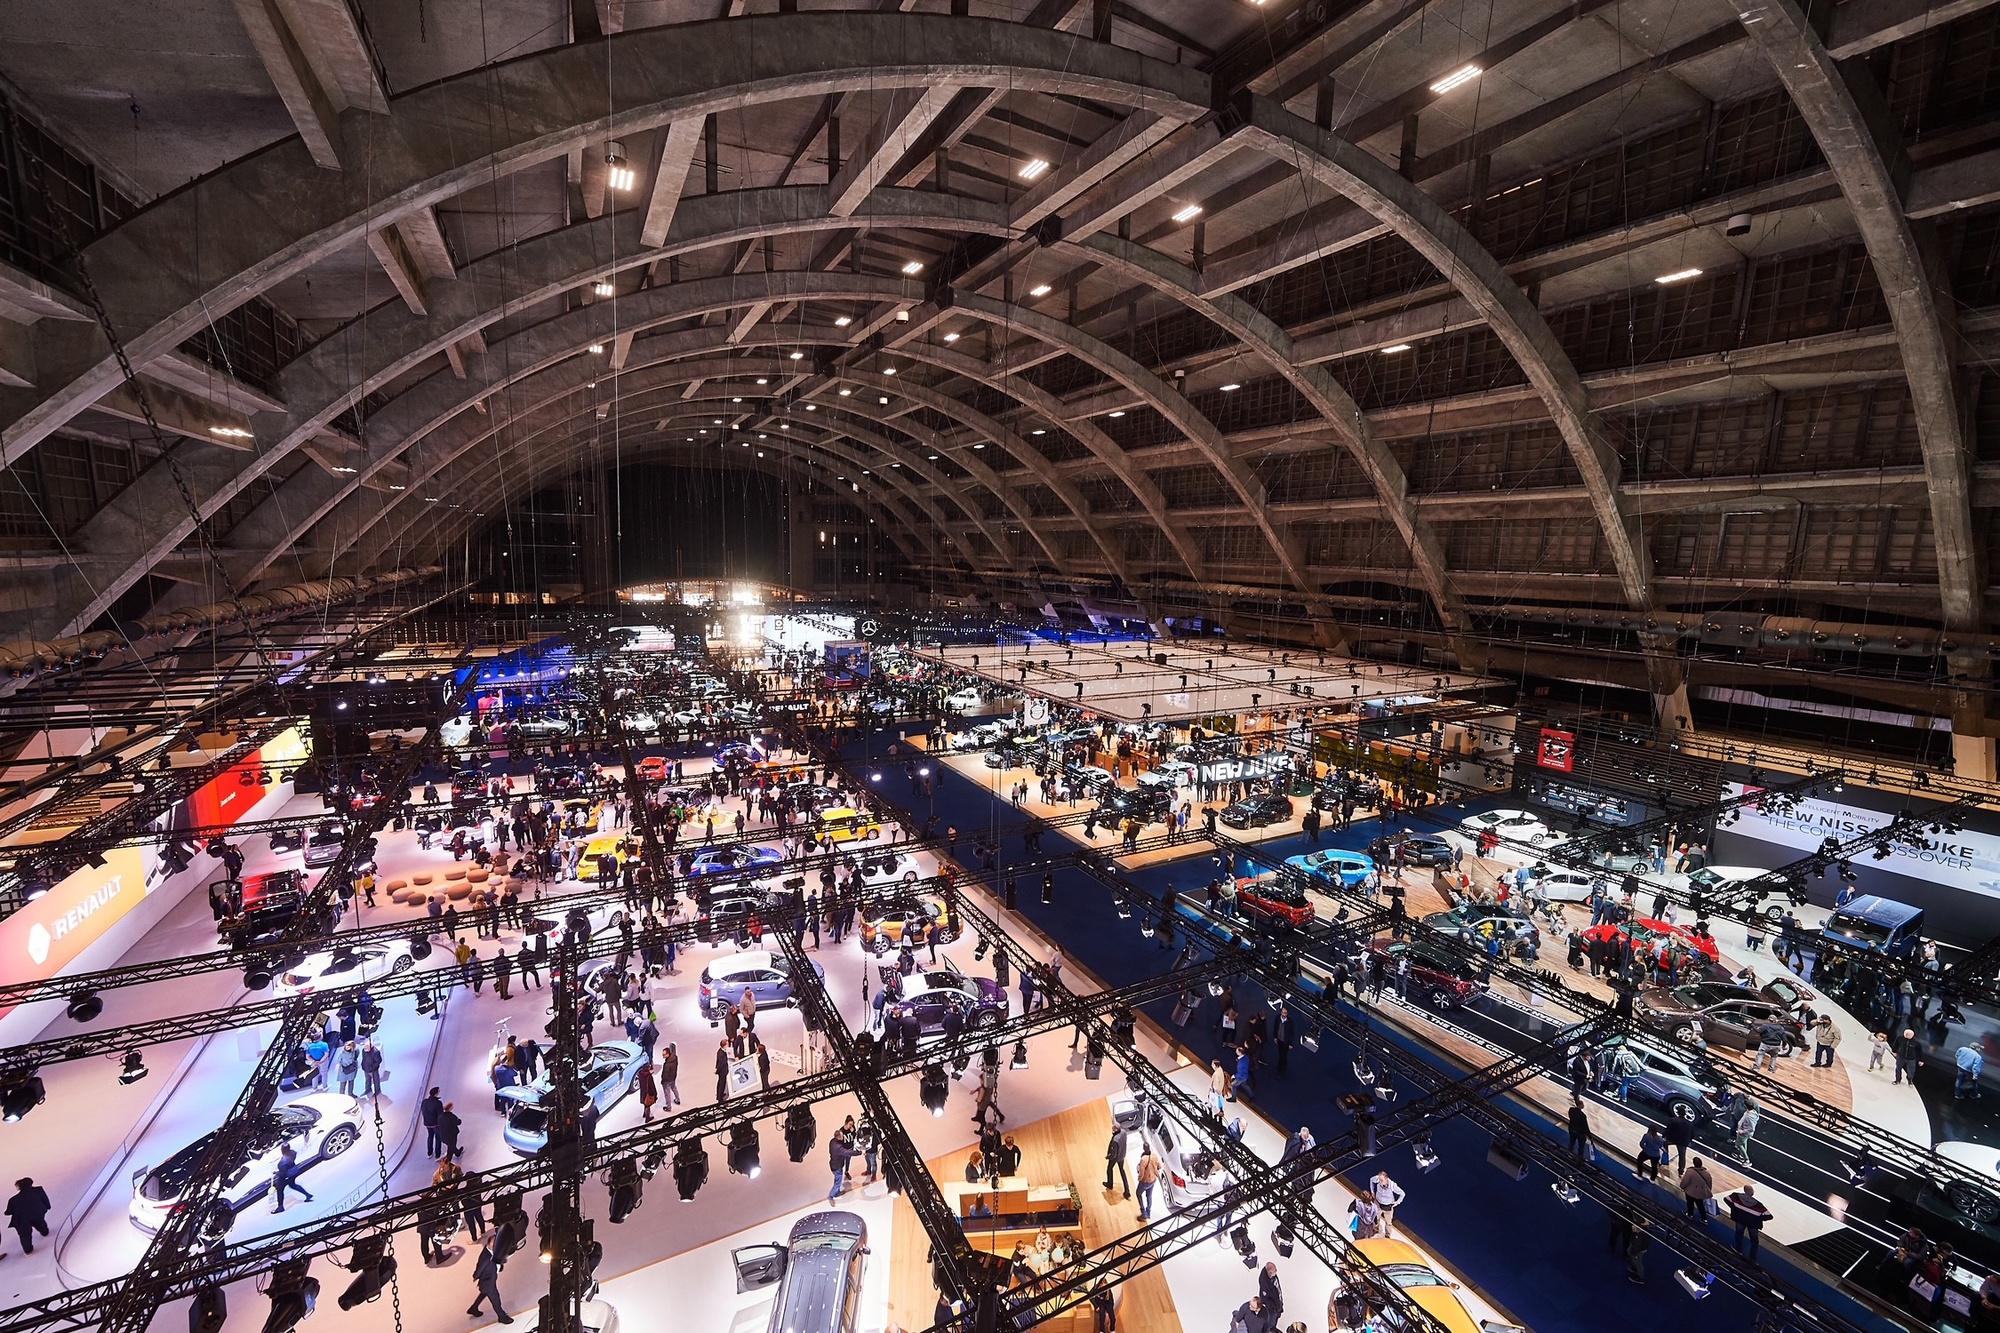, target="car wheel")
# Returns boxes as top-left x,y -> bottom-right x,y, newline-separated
974,1009 -> 1003,1030
202,1199 -> 236,1239
864,828 -> 880,842
1675,1024 -> 1702,1045
1946,1181 -> 2000,1225
1664,1097 -> 1699,1124
320,1125 -> 359,1158
391,955 -> 415,974
1428,987 -> 1457,1010
1762,903 -> 1787,926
